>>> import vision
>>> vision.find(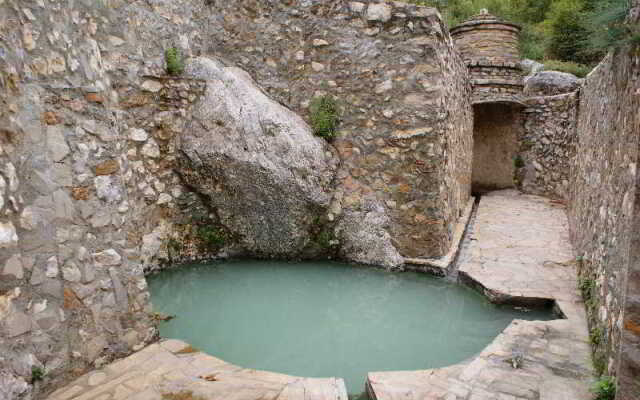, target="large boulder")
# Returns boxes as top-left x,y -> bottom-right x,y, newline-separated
524,70 -> 582,96
178,57 -> 338,258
